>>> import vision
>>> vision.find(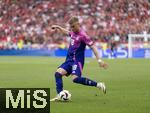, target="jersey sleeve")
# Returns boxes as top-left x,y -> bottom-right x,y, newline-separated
81,32 -> 94,46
